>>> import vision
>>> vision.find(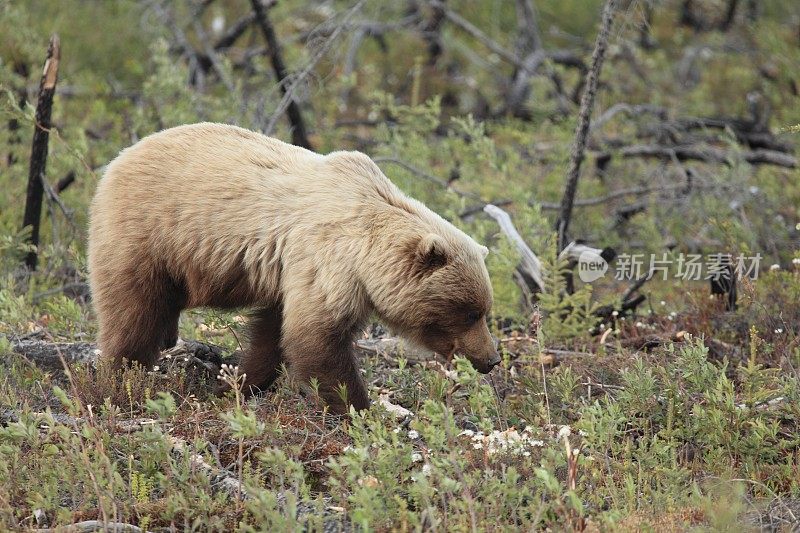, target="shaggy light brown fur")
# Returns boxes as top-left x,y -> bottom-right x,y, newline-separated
88,123 -> 499,413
